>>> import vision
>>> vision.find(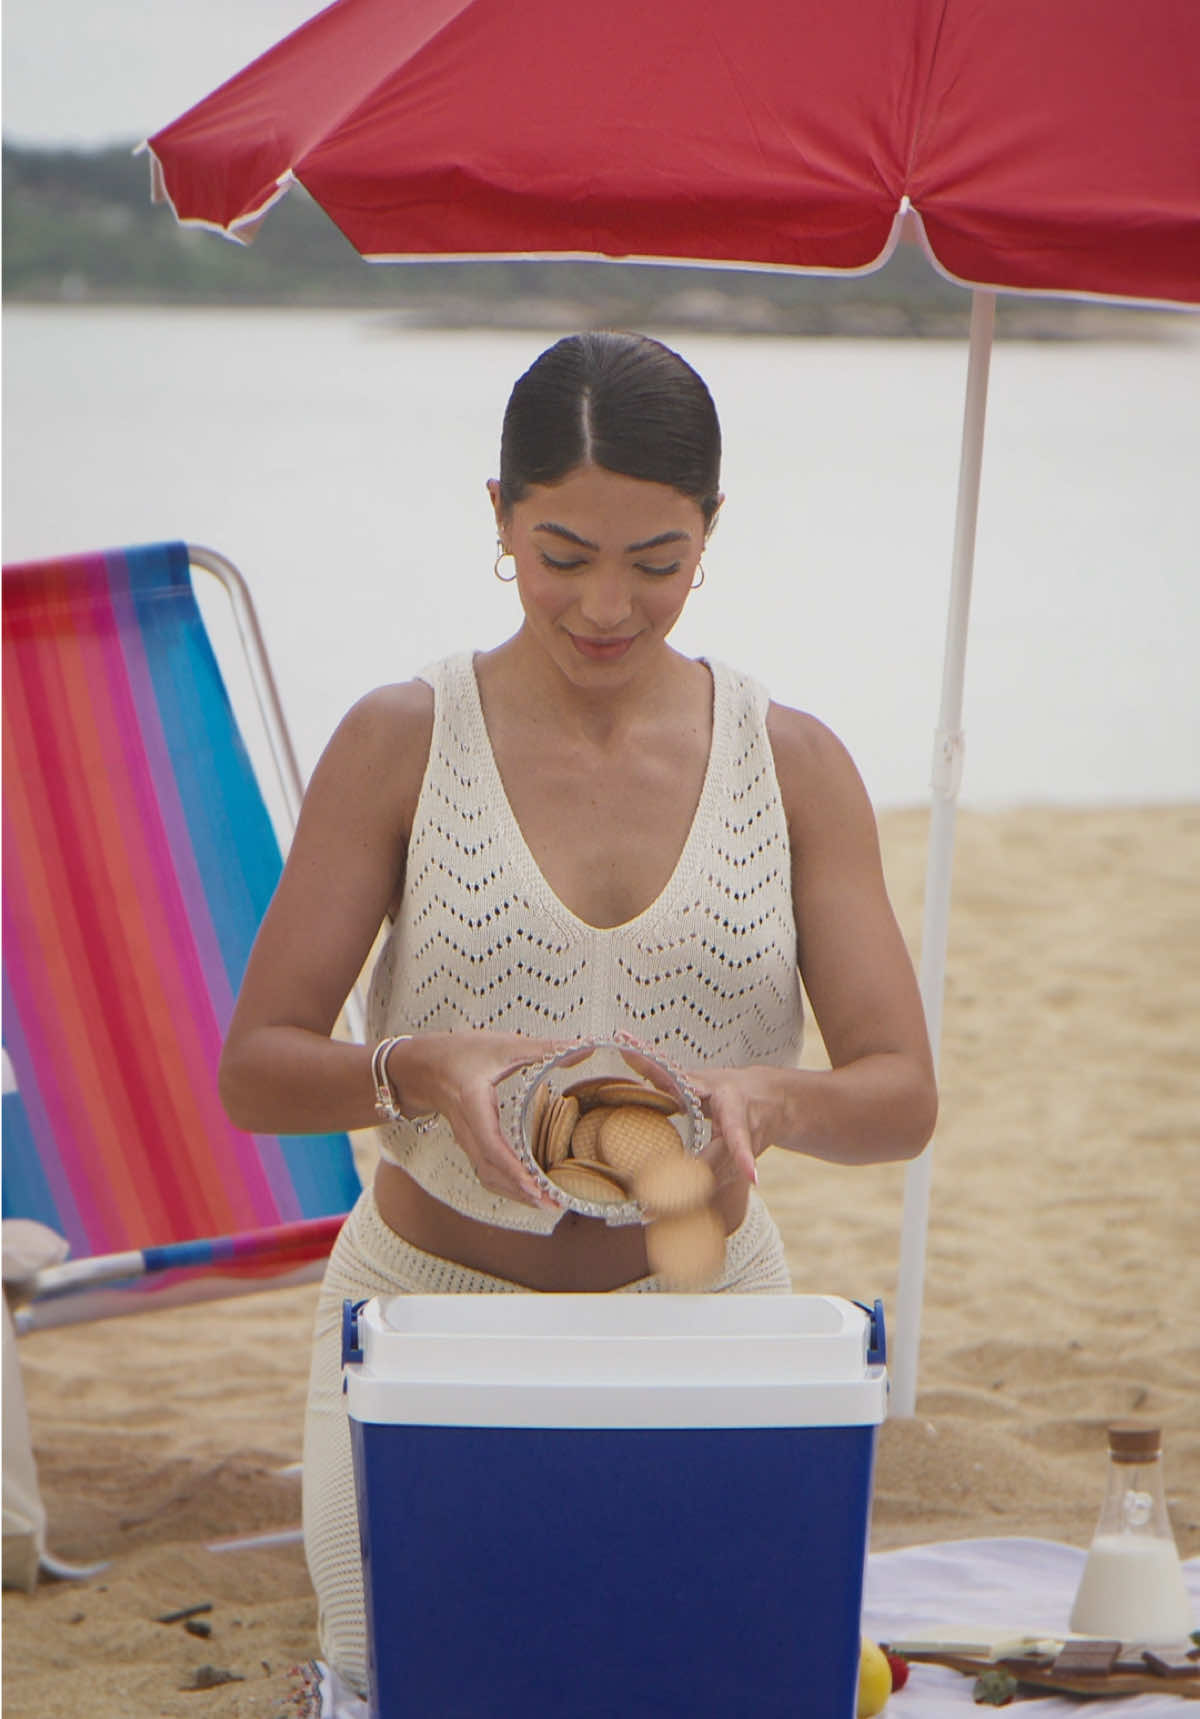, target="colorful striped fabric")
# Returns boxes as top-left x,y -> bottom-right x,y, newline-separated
2,543 -> 360,1314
